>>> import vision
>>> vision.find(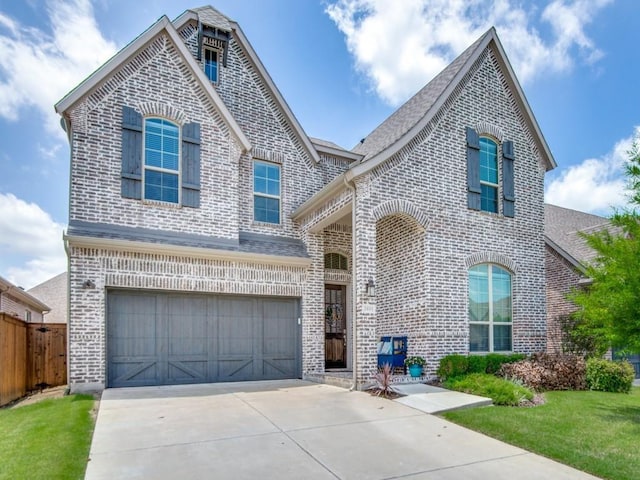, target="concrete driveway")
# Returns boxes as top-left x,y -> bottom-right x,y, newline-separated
85,380 -> 598,480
